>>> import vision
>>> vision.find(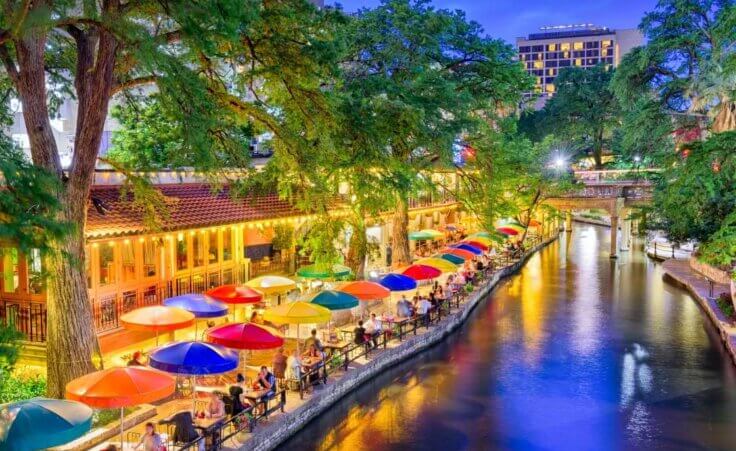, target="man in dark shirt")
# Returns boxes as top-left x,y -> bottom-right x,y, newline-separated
353,320 -> 367,346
